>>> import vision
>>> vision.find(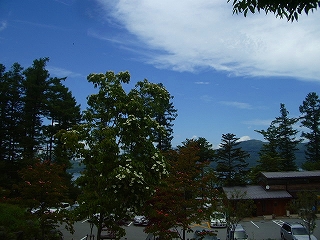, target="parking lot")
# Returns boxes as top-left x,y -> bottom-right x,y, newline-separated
60,217 -> 320,240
